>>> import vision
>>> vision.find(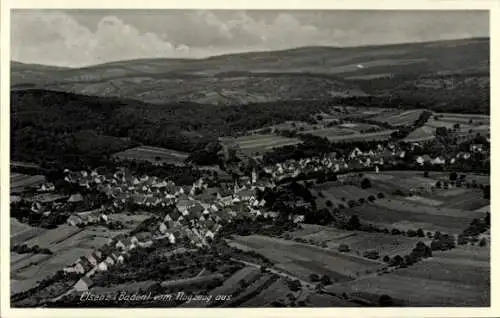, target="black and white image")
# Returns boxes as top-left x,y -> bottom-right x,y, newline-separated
9,9 -> 490,308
